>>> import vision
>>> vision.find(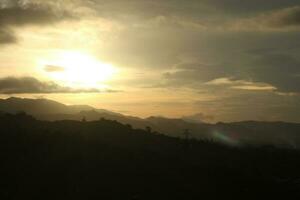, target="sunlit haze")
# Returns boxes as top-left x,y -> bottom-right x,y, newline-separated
0,0 -> 299,122
40,51 -> 118,88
